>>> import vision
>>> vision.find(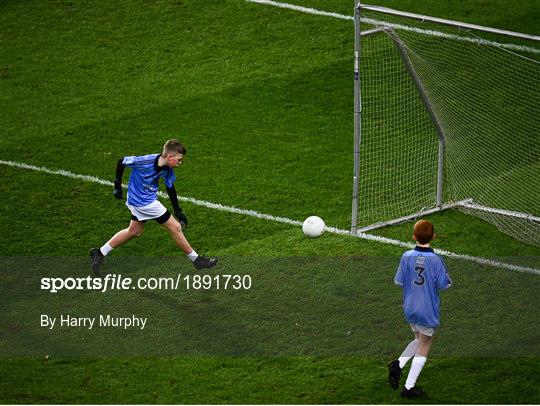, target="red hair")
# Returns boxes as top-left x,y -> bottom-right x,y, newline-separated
414,220 -> 434,244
